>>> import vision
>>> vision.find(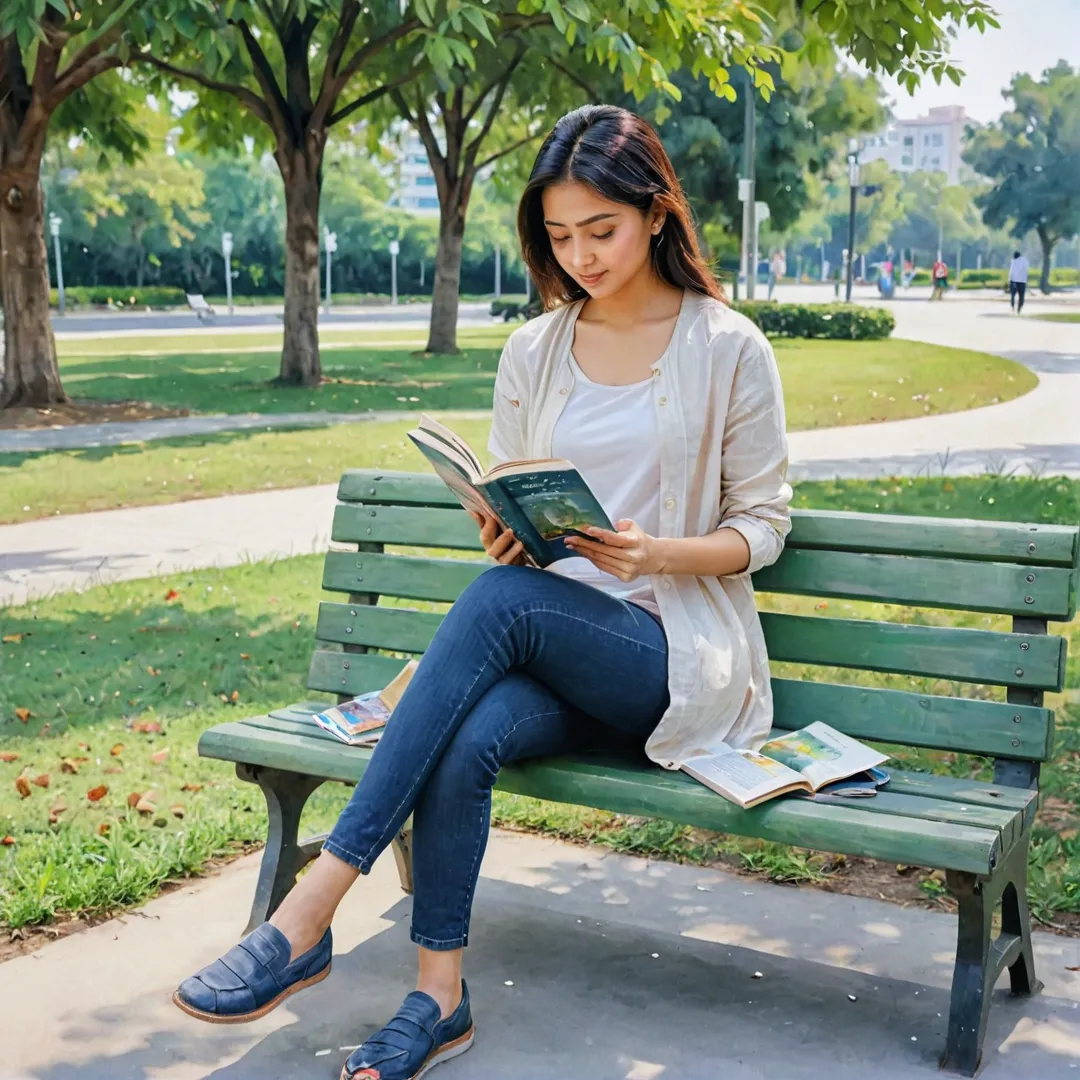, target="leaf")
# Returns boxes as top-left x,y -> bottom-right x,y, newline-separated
135,792 -> 158,815
1,836 -> 15,846
150,748 -> 170,765
170,804 -> 185,819
14,707 -> 31,723
180,782 -> 203,792
32,773 -> 50,788
111,743 -> 124,756
127,791 -> 143,808
15,774 -> 32,799
164,589 -> 179,601
104,765 -> 124,775
87,785 -> 108,803
3,633 -> 23,643
78,742 -> 91,751
97,823 -> 110,836
230,690 -> 240,702
49,796 -> 68,824
146,666 -> 161,676
0,752 -> 19,763
132,720 -> 162,734
240,653 -> 251,660
61,759 -> 80,774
